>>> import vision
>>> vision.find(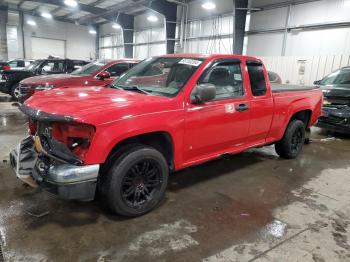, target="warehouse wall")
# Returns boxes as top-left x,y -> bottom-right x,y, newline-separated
260,55 -> 350,85
99,22 -> 125,59
133,13 -> 166,59
22,15 -> 96,60
247,0 -> 350,85
4,11 -> 96,60
247,0 -> 350,56
182,0 -> 234,54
